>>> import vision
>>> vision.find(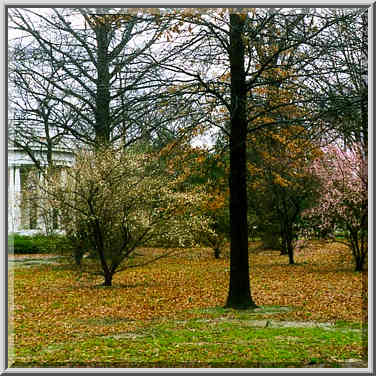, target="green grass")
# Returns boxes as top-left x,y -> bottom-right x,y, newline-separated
334,320 -> 366,330
13,314 -> 366,368
190,305 -> 294,317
